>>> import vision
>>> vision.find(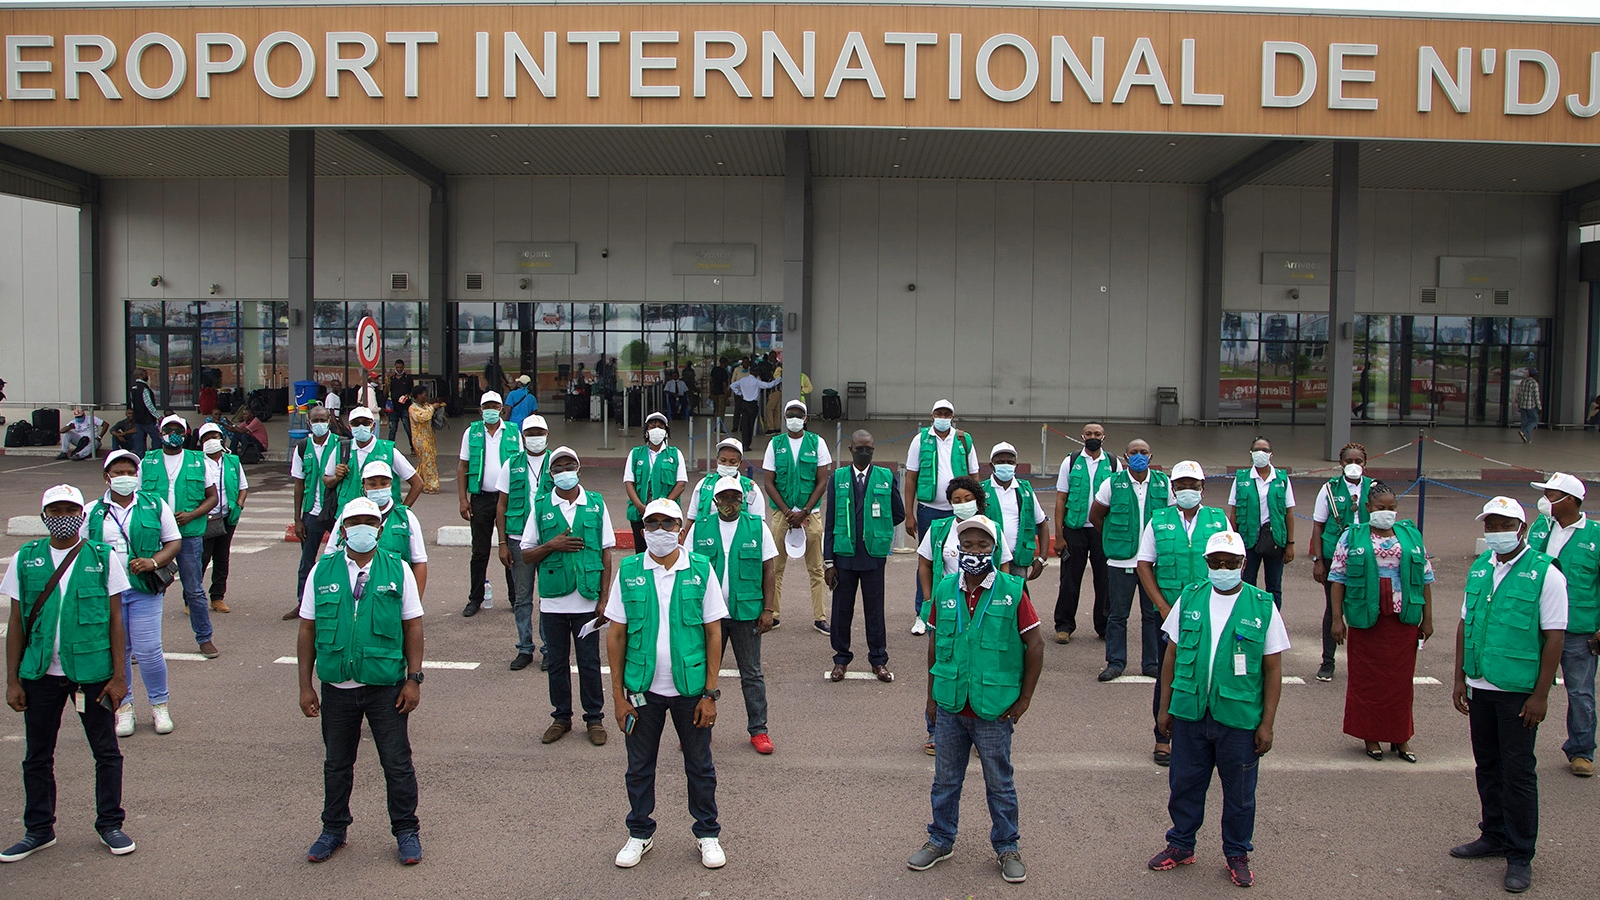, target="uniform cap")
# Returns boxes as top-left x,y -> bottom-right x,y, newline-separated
521,414 -> 549,432
339,497 -> 383,523
1205,530 -> 1247,557
1170,460 -> 1205,481
361,460 -> 394,481
347,406 -> 375,423
931,399 -> 954,414
955,514 -> 998,541
642,498 -> 684,522
480,391 -> 504,406
102,449 -> 140,471
549,445 -> 579,465
1477,496 -> 1527,523
160,414 -> 188,430
716,437 -> 744,454
1530,472 -> 1586,501
41,484 -> 85,510
990,441 -> 1017,460
713,475 -> 745,496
